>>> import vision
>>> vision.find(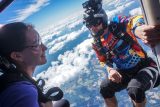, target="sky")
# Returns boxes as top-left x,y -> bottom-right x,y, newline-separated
0,0 -> 86,30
